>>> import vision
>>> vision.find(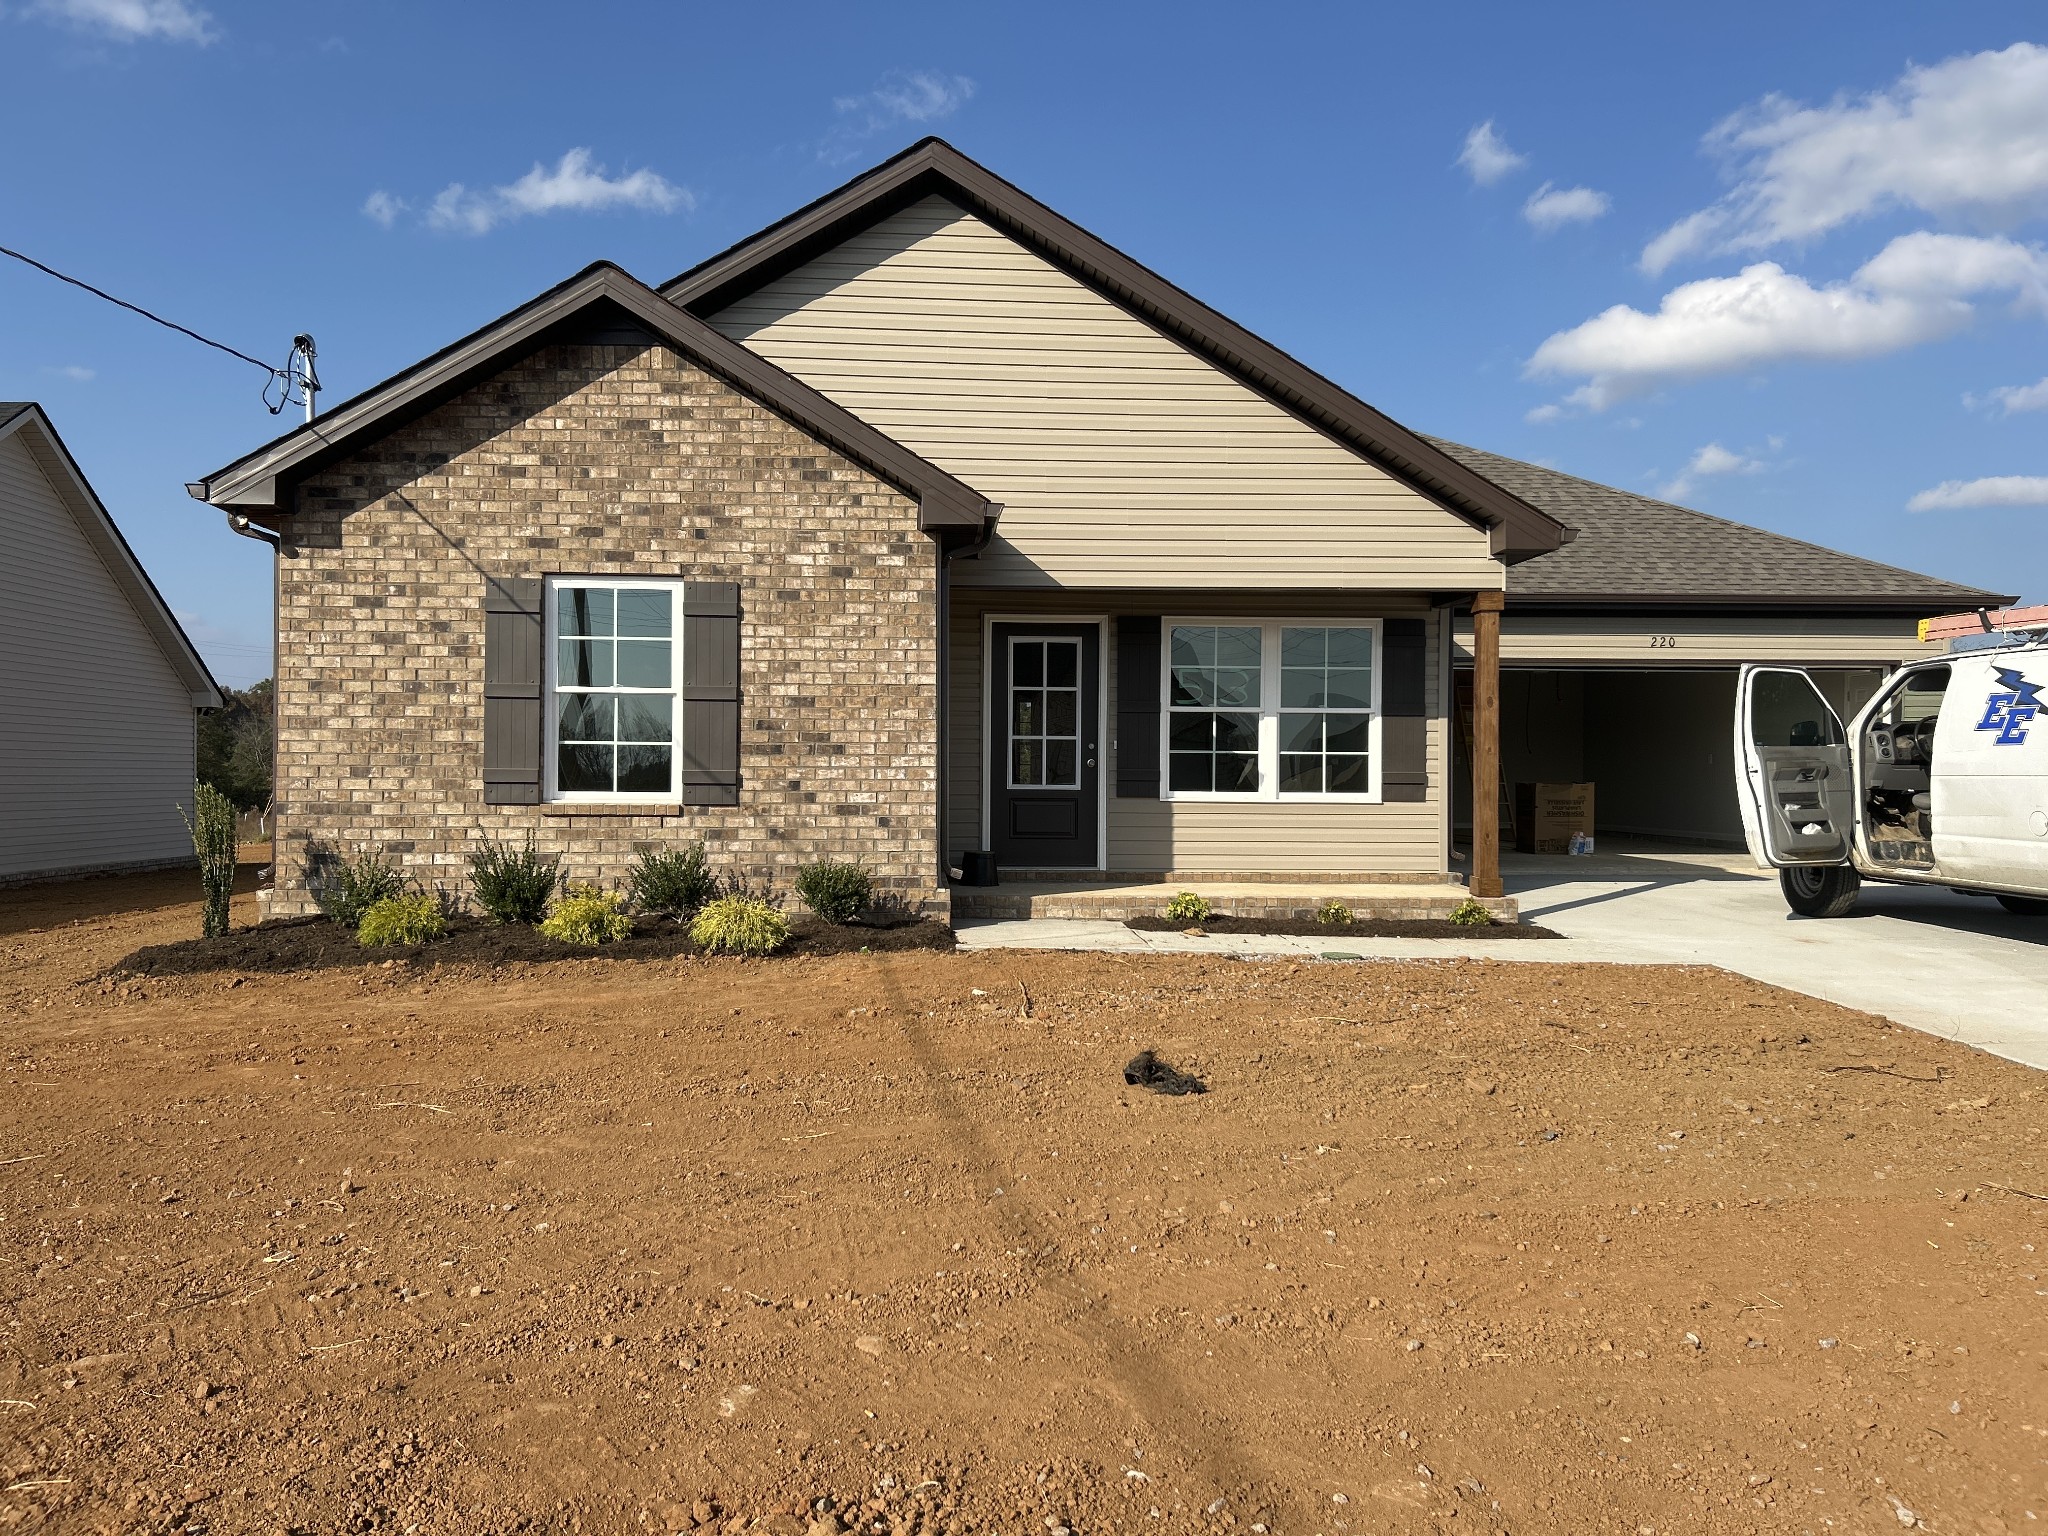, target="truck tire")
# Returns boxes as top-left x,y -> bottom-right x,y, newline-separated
1995,893 -> 2048,917
1780,865 -> 1861,918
